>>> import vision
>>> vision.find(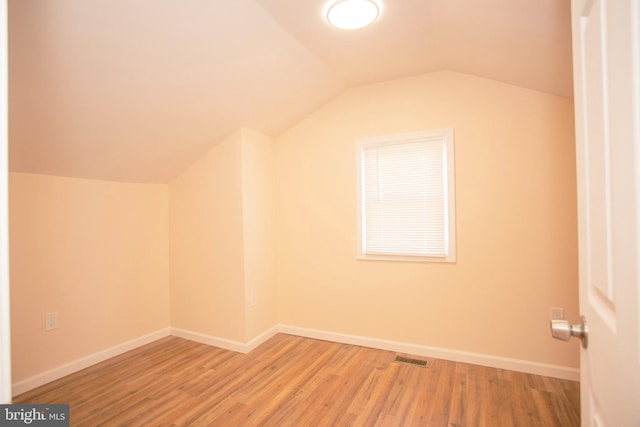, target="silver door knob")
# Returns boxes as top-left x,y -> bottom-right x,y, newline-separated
550,315 -> 588,349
